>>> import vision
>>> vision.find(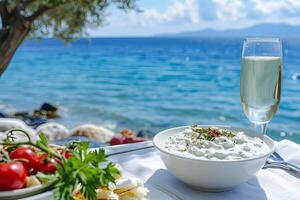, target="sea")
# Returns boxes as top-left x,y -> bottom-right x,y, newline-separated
0,37 -> 300,143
